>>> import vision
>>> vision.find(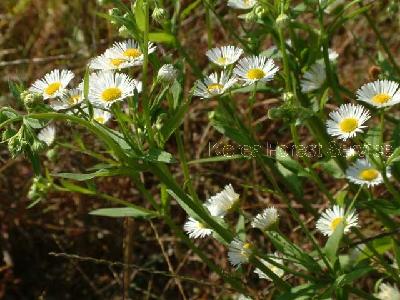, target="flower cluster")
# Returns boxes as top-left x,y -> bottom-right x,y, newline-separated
193,45 -> 279,99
